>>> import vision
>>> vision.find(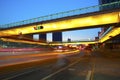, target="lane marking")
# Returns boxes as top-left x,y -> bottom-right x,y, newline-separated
2,52 -> 81,80
1,57 -> 57,80
1,68 -> 41,80
41,59 -> 81,80
86,71 -> 92,80
90,63 -> 95,80
86,58 -> 95,80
